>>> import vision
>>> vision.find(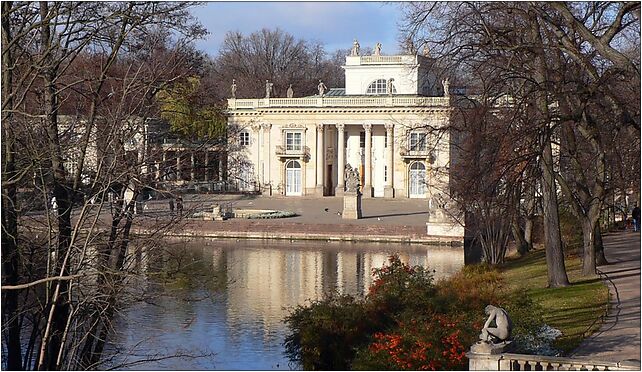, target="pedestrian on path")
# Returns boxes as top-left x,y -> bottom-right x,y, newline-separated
176,196 -> 183,217
51,196 -> 58,214
633,204 -> 640,232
